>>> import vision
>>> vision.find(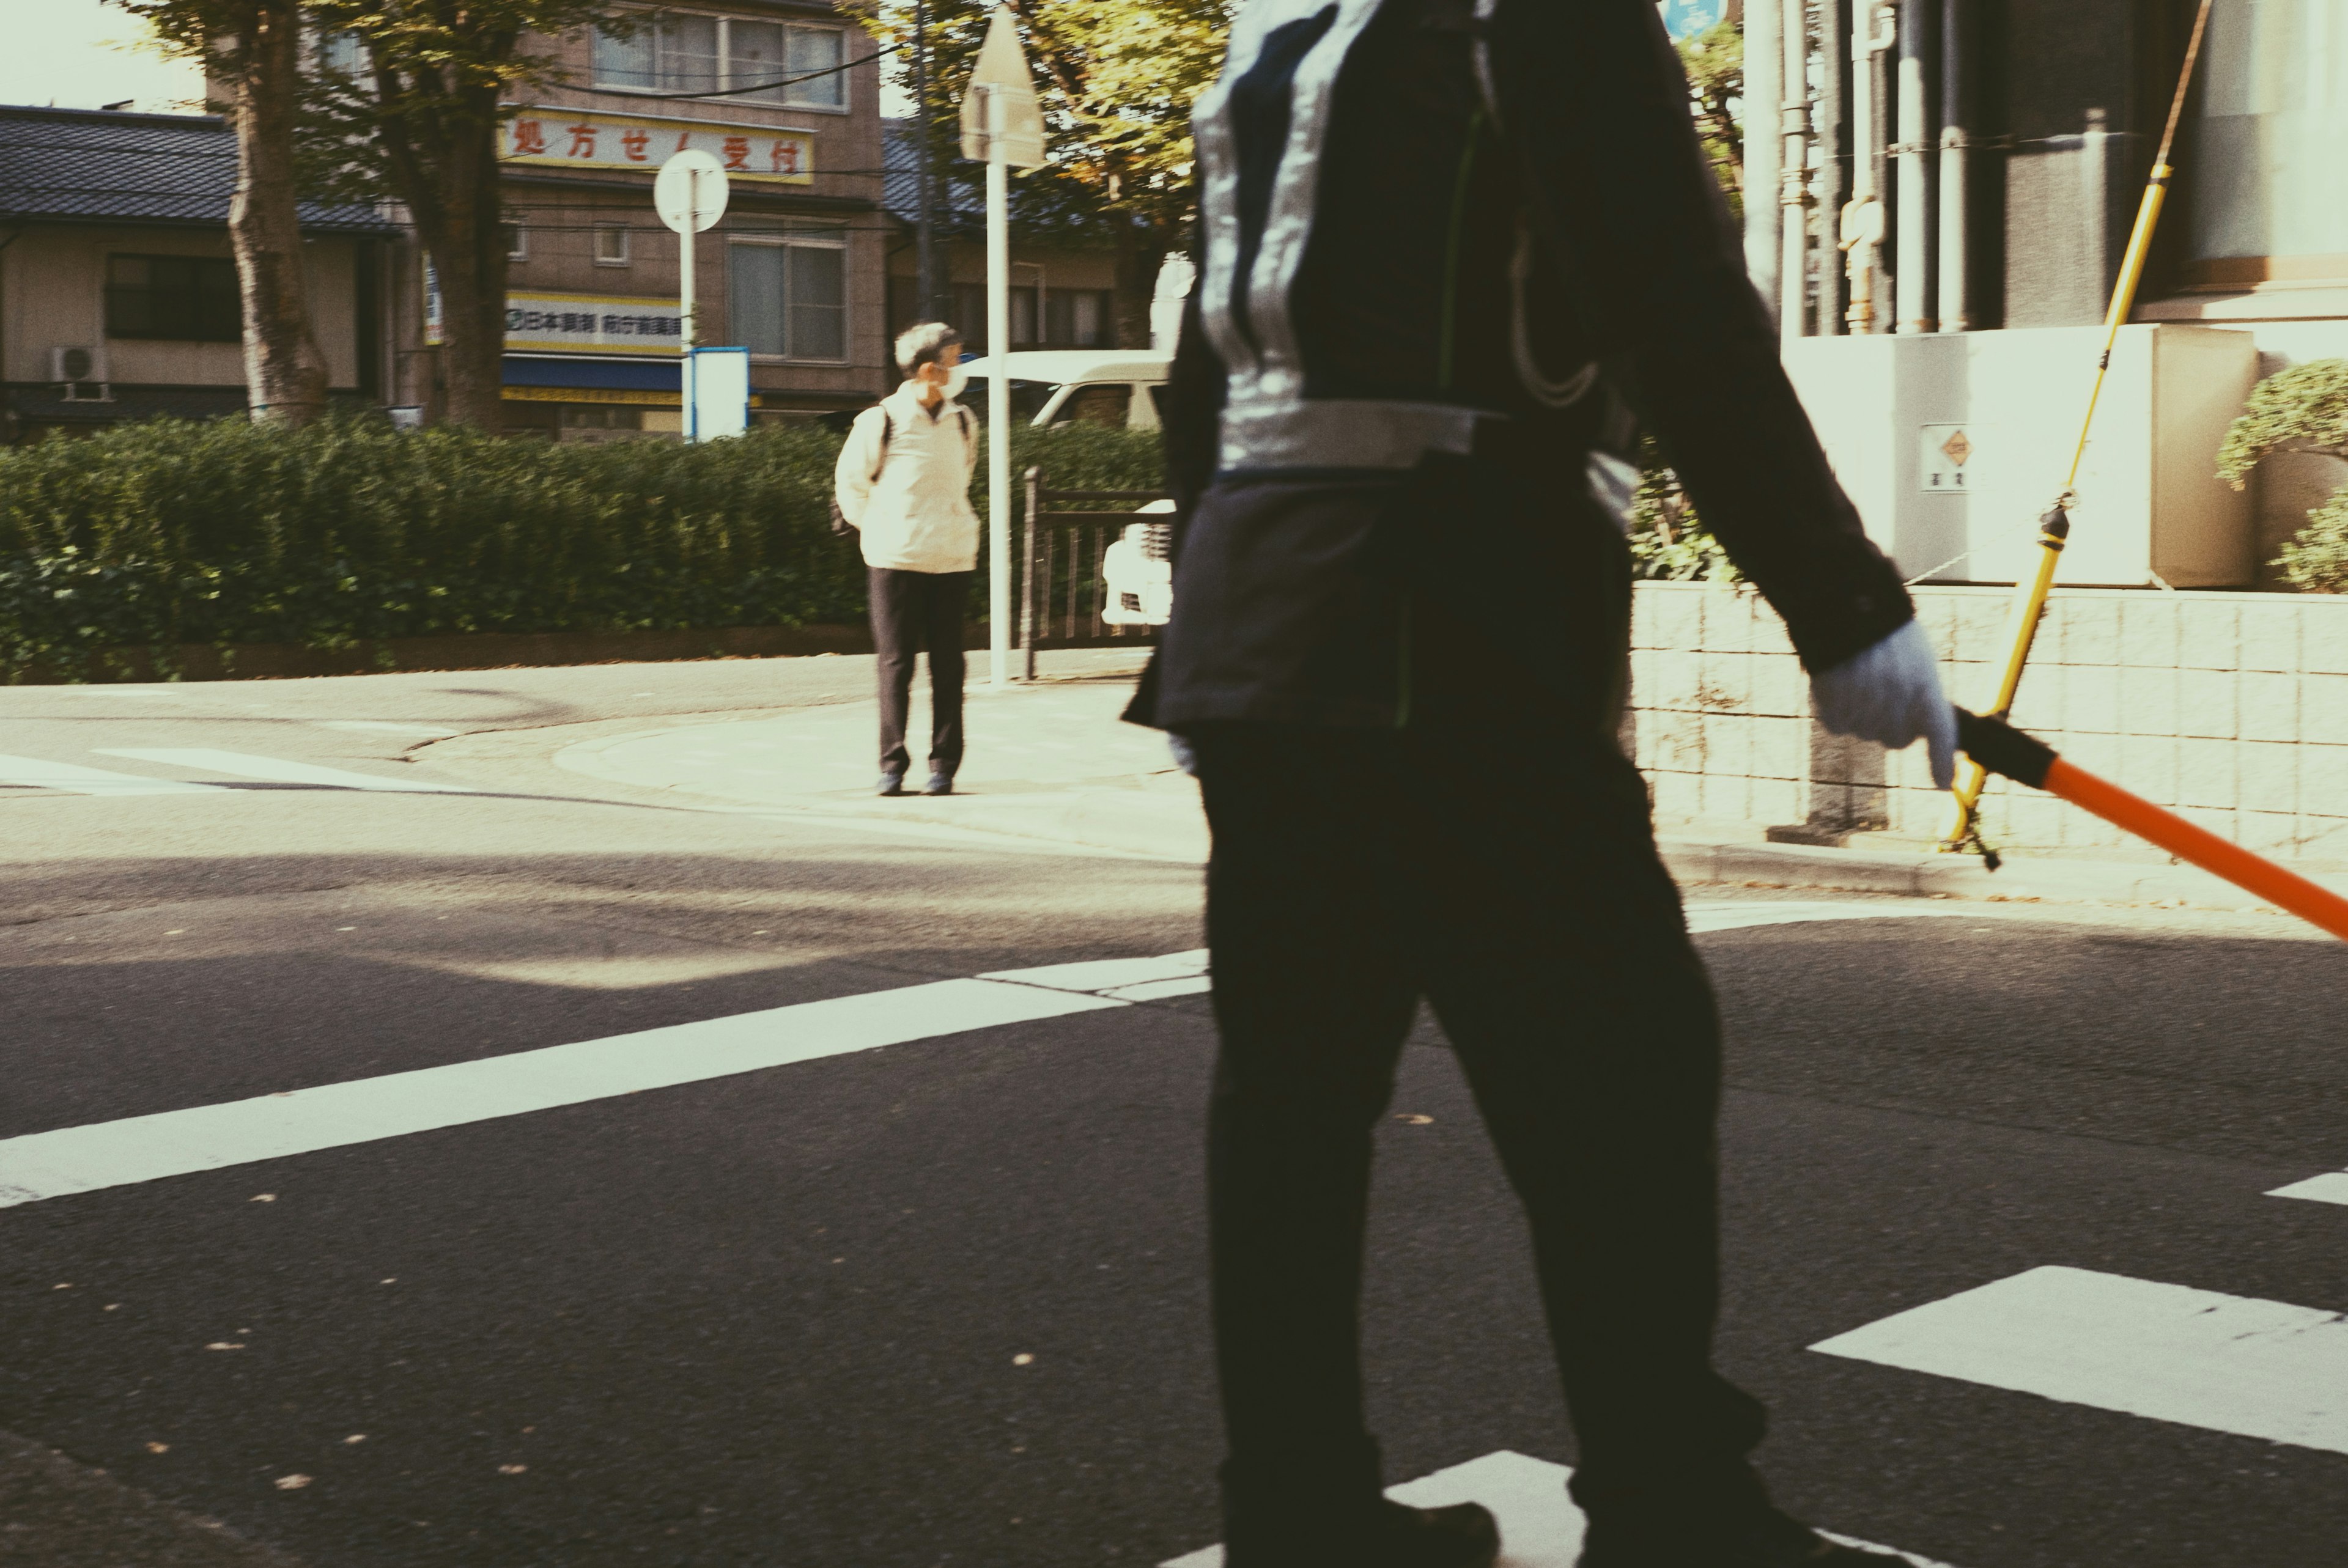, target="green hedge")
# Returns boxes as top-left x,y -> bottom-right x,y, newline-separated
0,416 -> 1164,680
